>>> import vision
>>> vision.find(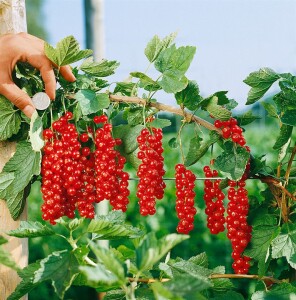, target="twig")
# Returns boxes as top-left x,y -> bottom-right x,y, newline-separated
128,274 -> 281,284
109,94 -> 220,133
